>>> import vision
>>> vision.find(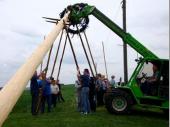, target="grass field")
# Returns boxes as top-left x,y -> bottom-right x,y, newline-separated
3,85 -> 169,127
